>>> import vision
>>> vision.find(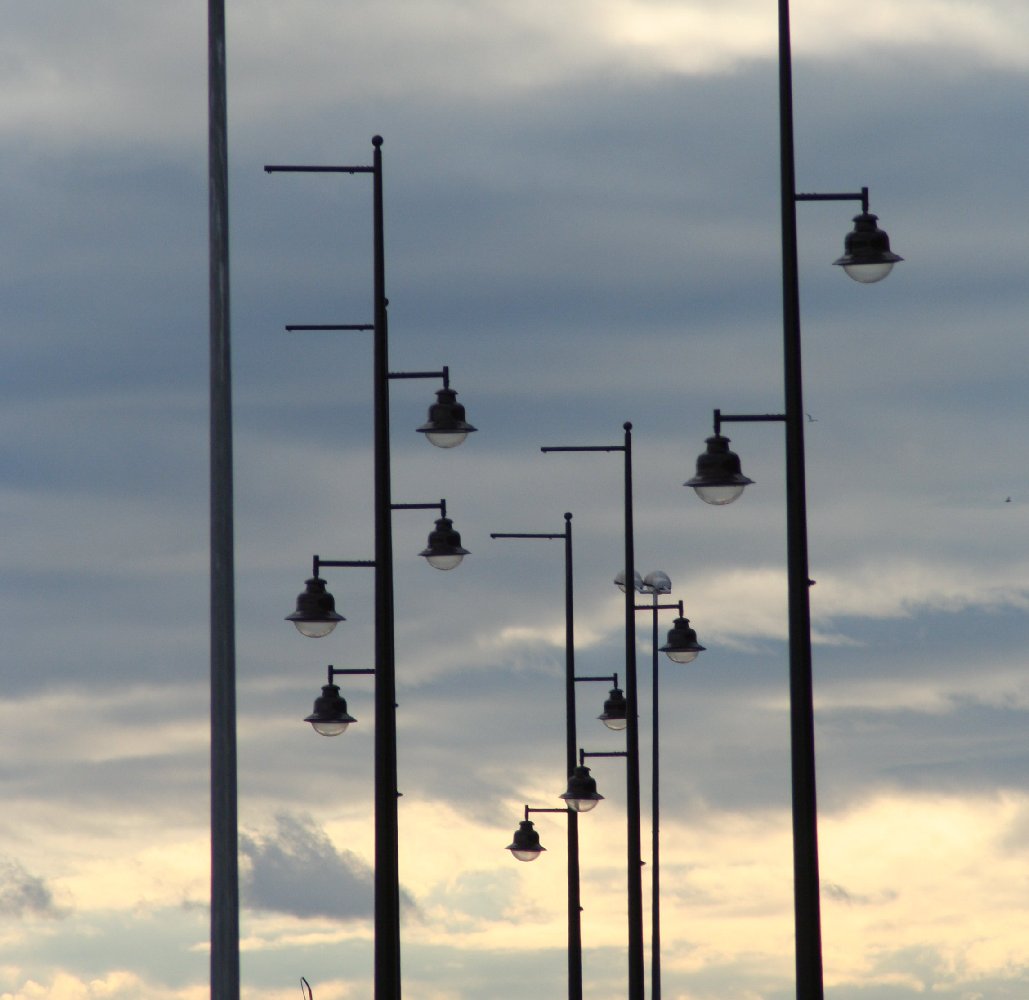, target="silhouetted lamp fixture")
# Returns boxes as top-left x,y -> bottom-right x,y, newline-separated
599,685 -> 628,731
834,211 -> 903,284
642,570 -> 672,595
287,576 -> 345,638
419,514 -> 470,570
417,383 -> 477,449
614,569 -> 643,593
659,617 -> 706,664
304,665 -> 374,737
560,762 -> 604,813
507,818 -> 546,862
305,682 -> 357,737
685,433 -> 754,506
